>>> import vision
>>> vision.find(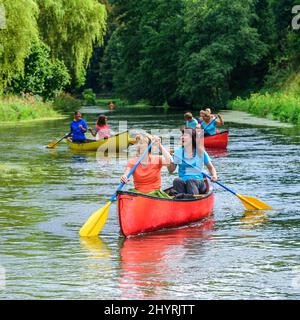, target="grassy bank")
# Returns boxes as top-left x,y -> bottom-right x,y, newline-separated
96,97 -> 155,109
229,67 -> 300,126
0,94 -> 82,123
229,92 -> 300,125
